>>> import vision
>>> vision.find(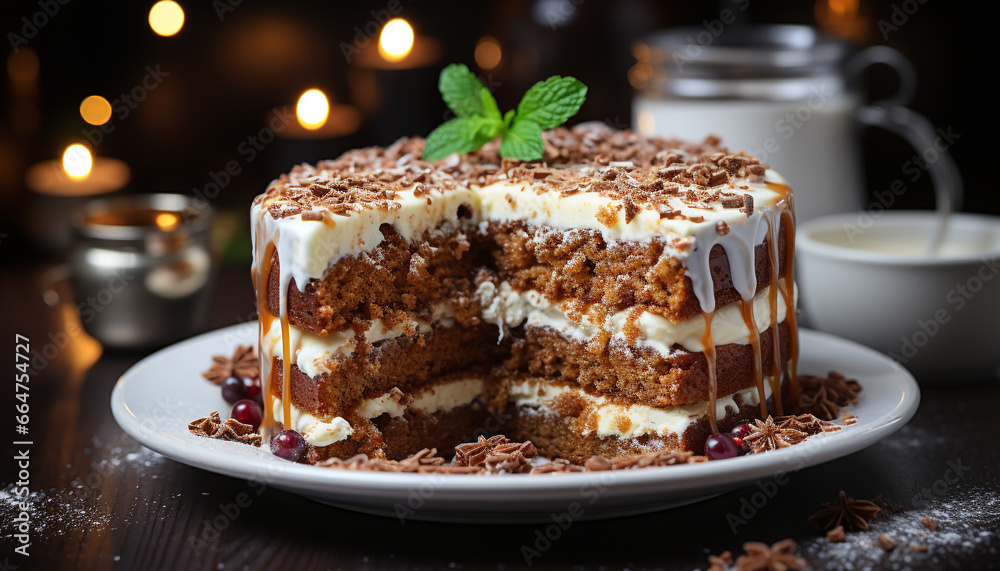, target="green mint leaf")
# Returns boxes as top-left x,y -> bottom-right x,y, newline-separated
424,64 -> 588,161
439,63 -> 501,122
422,116 -> 501,161
503,109 -> 515,127
499,120 -> 544,161
514,76 -> 587,130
